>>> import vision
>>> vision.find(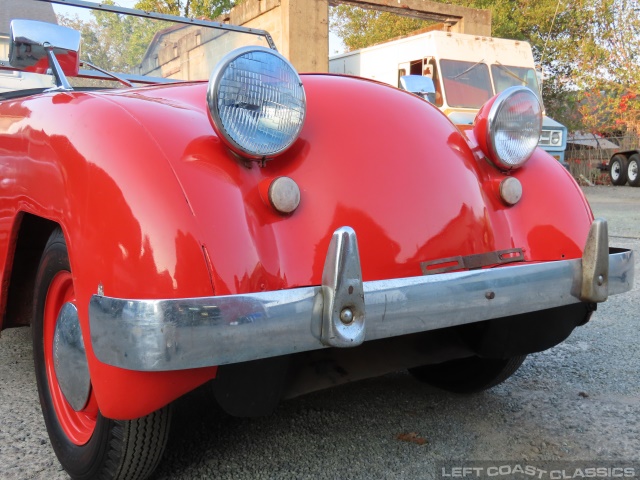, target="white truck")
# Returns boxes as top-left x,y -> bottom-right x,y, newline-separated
329,30 -> 567,163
